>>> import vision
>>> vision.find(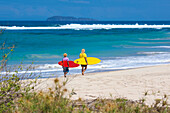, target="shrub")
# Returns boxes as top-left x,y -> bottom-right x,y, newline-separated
13,79 -> 170,113
15,78 -> 71,113
0,42 -> 169,113
0,42 -> 40,112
